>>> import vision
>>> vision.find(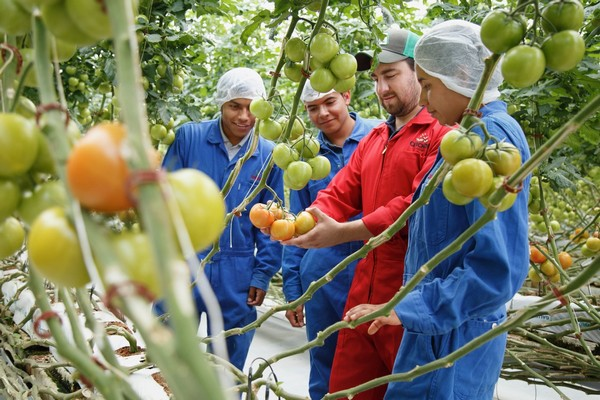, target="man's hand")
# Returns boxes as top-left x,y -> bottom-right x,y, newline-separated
285,304 -> 305,327
344,303 -> 401,335
247,286 -> 266,306
283,208 -> 347,248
